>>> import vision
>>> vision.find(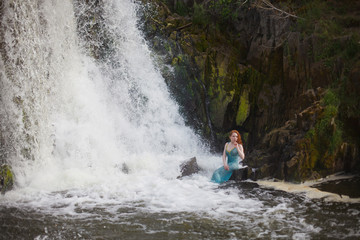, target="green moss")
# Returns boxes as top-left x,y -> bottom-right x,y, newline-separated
164,41 -> 173,56
194,34 -> 209,52
294,88 -> 347,178
317,105 -> 337,134
322,89 -> 340,107
235,88 -> 250,125
172,54 -> 186,66
299,89 -> 343,175
317,91 -> 342,155
305,128 -> 315,139
0,165 -> 14,194
295,138 -> 319,181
